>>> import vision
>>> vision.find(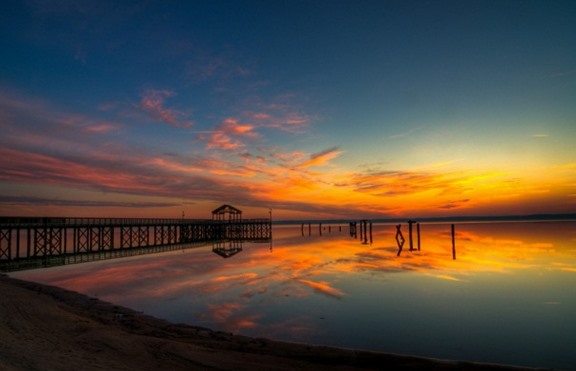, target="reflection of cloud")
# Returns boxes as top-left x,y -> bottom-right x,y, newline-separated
203,302 -> 261,330
208,302 -> 243,322
299,279 -> 344,299
212,273 -> 259,283
433,274 -> 464,282
551,262 -> 576,273
12,222 -> 576,345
